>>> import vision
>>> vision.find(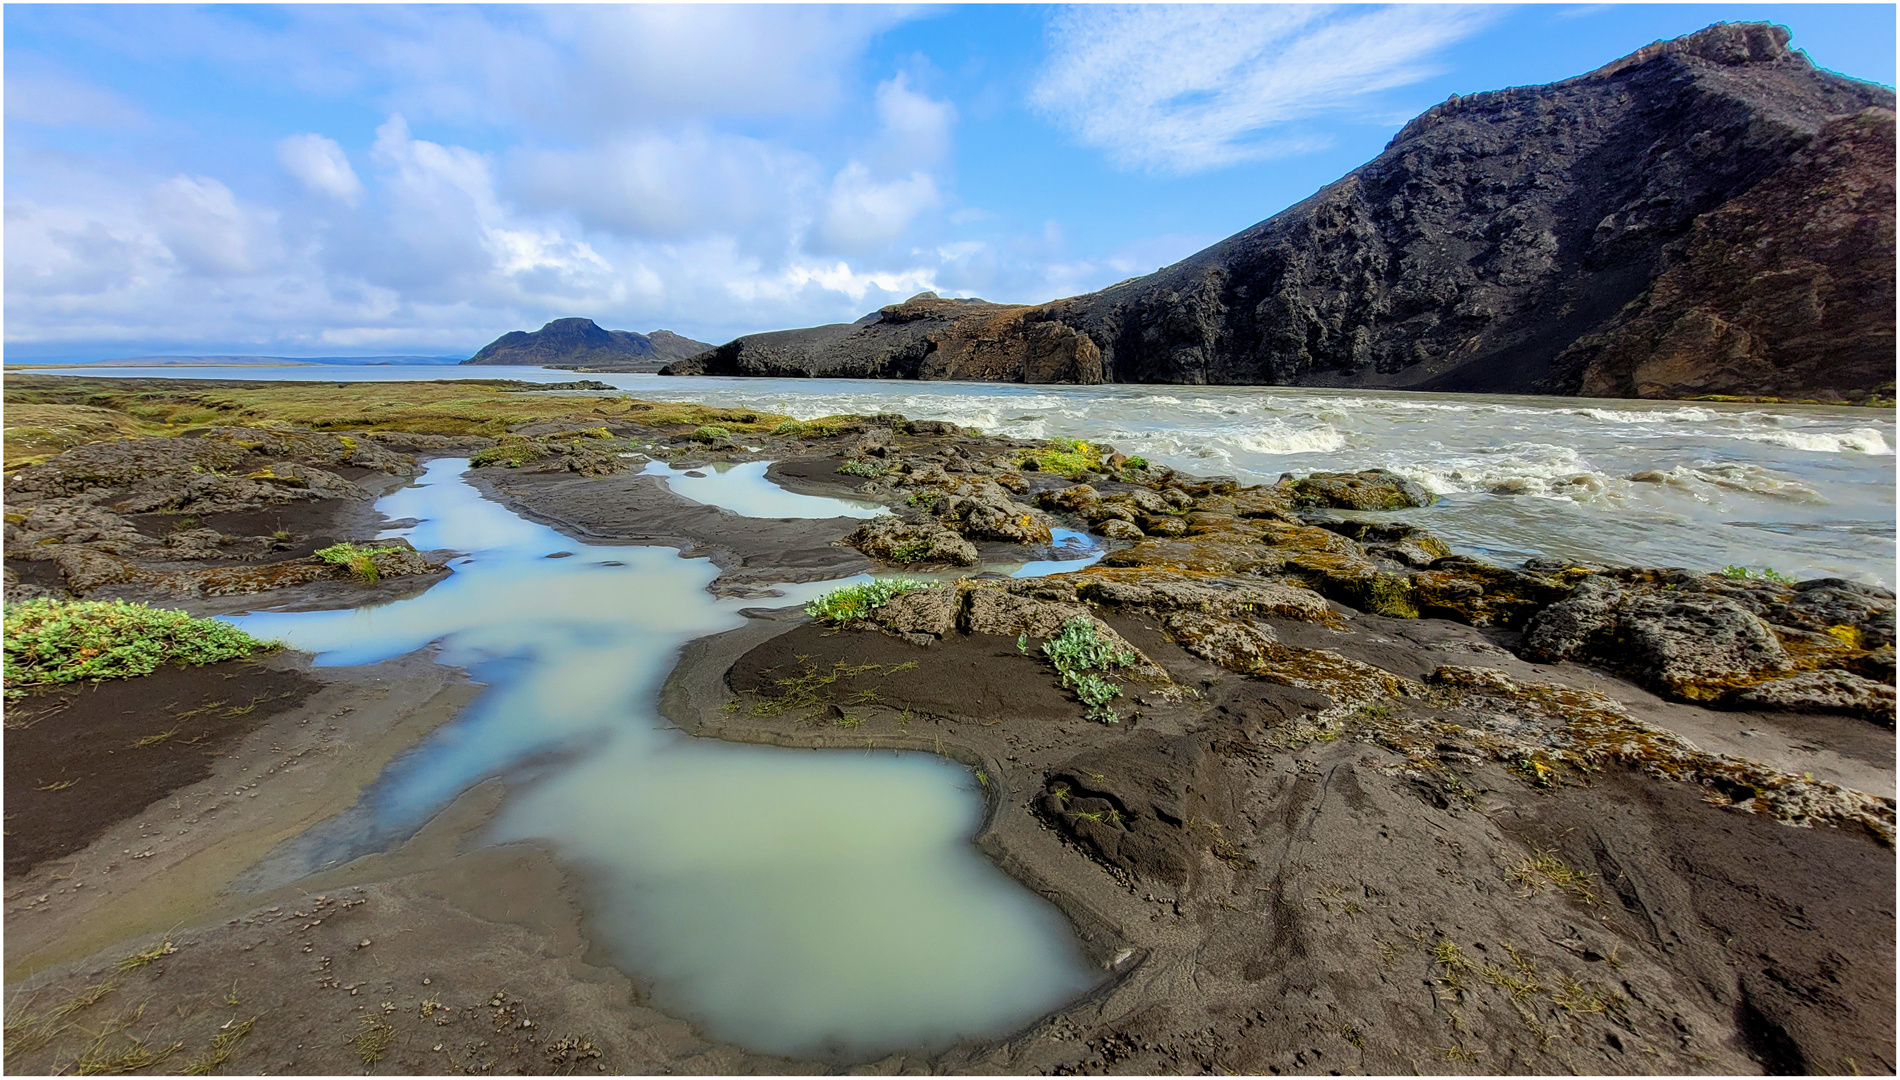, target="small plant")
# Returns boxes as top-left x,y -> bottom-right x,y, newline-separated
836,458 -> 885,478
804,579 -> 935,623
690,424 -> 732,443
1721,564 -> 1796,584
1123,455 -> 1149,470
181,1016 -> 256,1075
1017,633 -> 1029,655
1040,616 -> 1138,723
4,600 -> 272,699
115,938 -> 178,972
888,539 -> 933,562
352,1017 -> 394,1066
1509,848 -> 1601,906
314,542 -> 382,582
